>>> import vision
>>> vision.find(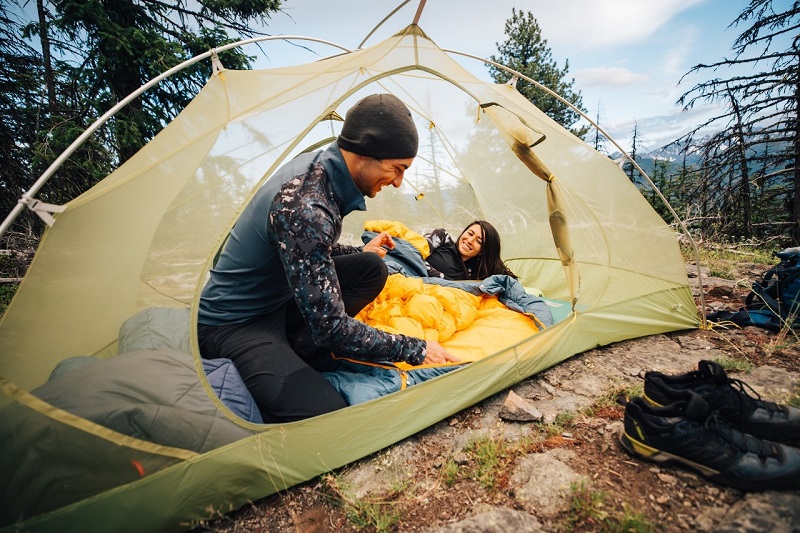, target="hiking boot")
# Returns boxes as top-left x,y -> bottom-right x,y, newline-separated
620,392 -> 800,491
643,360 -> 800,444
